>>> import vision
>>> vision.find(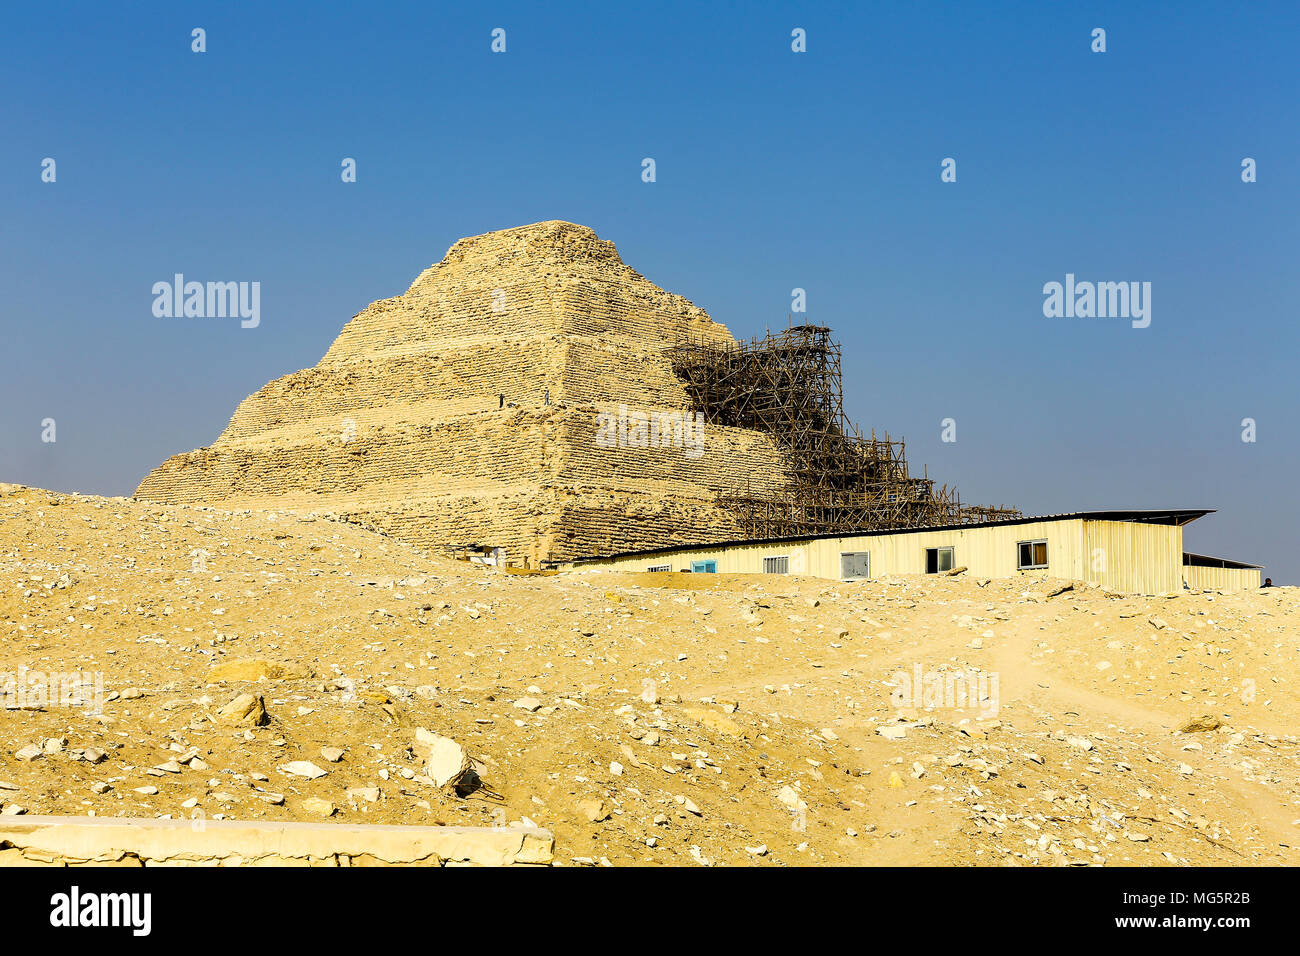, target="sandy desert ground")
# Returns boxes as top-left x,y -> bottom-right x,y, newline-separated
1,482 -> 1297,866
